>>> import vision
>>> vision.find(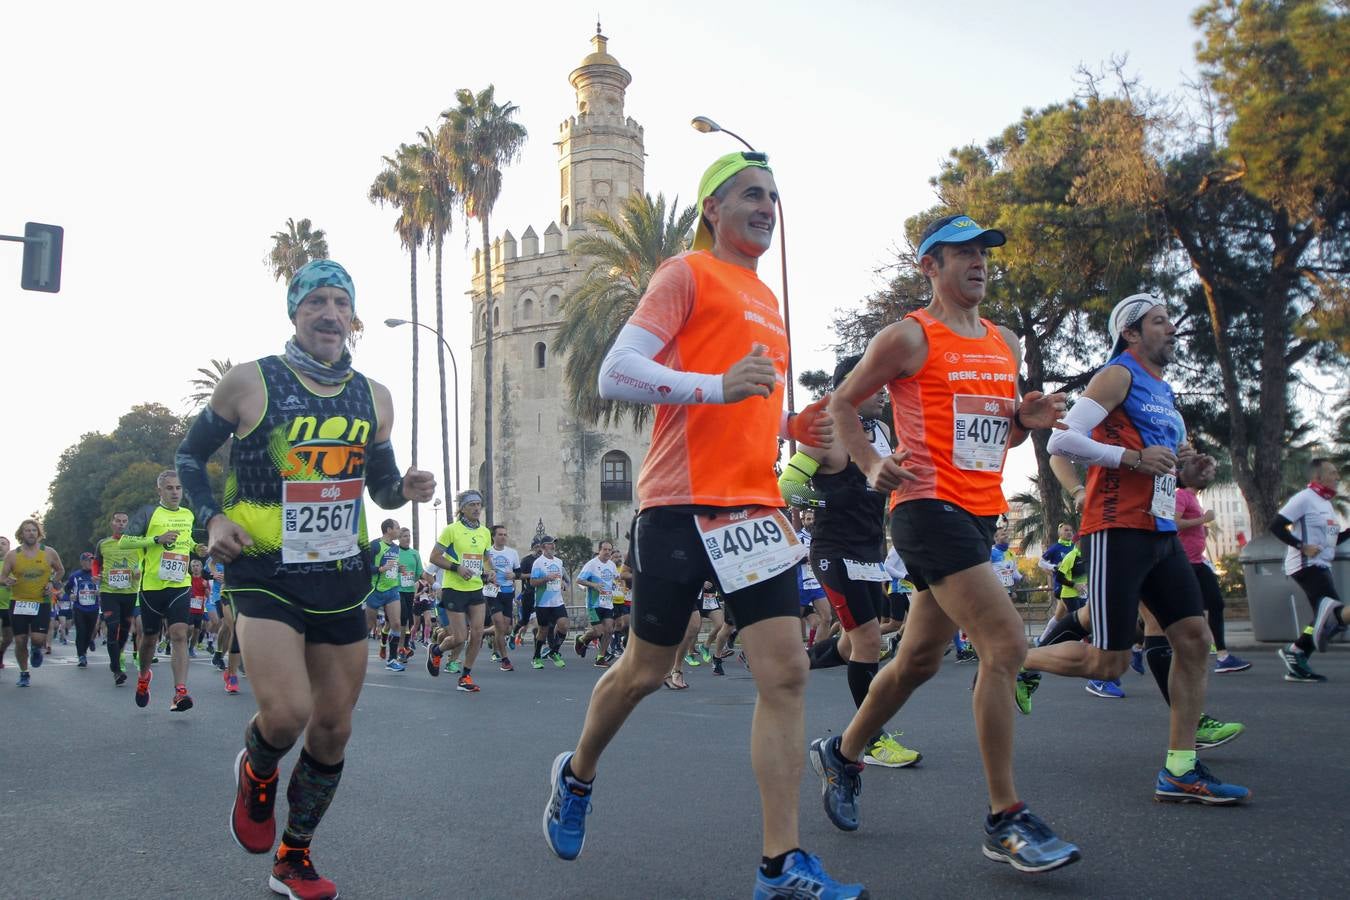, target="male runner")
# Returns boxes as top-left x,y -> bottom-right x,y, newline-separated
609,549 -> 631,657
512,539 -> 543,648
0,536 -> 12,678
1027,293 -> 1250,804
64,552 -> 101,667
1271,458 -> 1349,681
808,214 -> 1080,873
121,471 -> 197,712
1038,523 -> 1076,637
780,354 -> 920,768
529,537 -> 570,668
1176,459 -> 1250,673
485,524 -> 520,671
175,258 -> 434,900
366,519 -> 406,672
543,151 -> 858,898
574,540 -> 618,668
427,491 -> 492,691
2,520 -> 64,687
795,510 -> 830,646
396,527 -> 423,662
96,512 -> 142,685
